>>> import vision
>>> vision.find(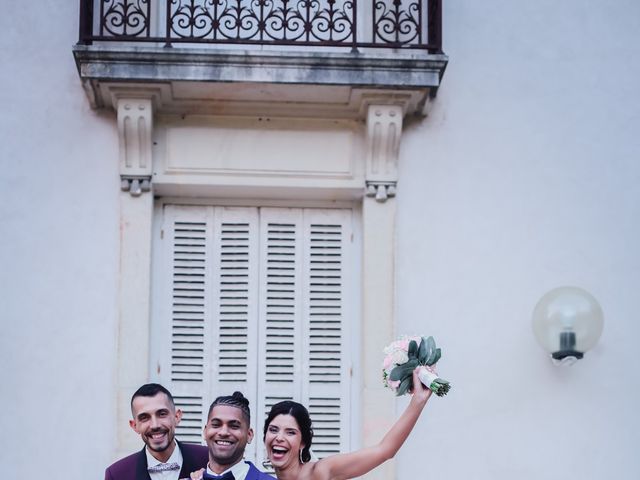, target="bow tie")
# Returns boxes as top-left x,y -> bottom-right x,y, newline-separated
203,471 -> 235,480
148,462 -> 181,473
